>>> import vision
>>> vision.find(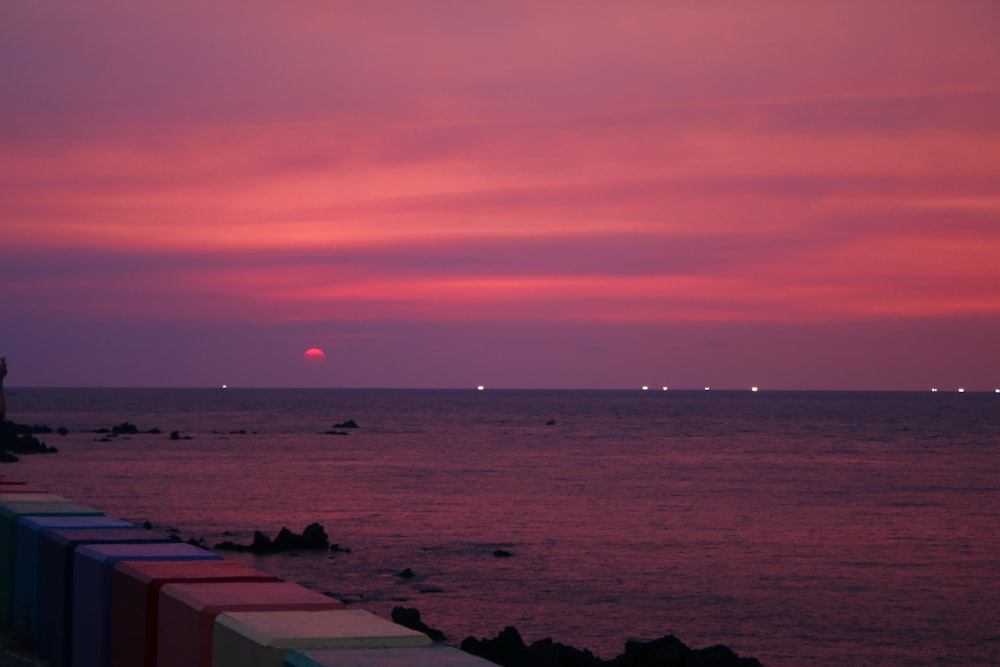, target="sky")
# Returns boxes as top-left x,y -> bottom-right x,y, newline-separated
2,1 -> 1000,390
